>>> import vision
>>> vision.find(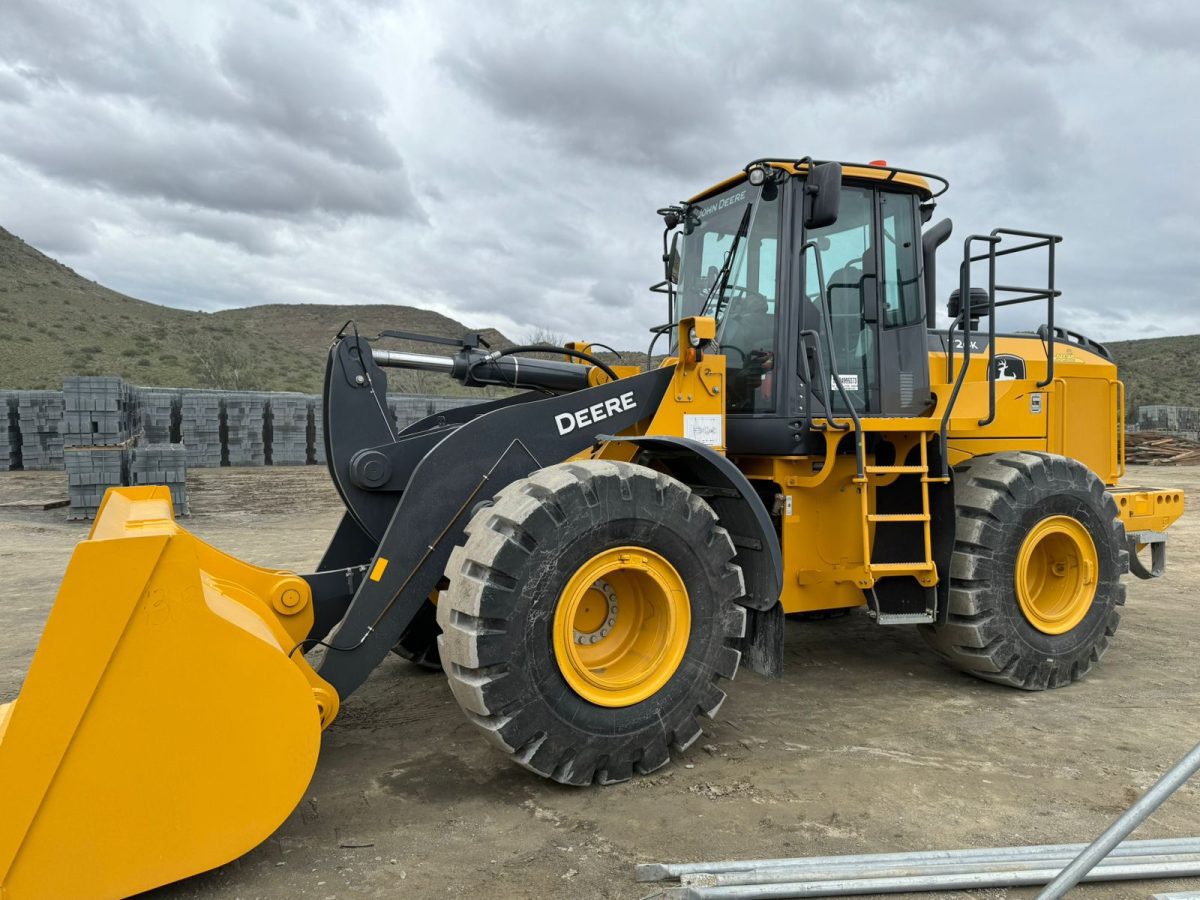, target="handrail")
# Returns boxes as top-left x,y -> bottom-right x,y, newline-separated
939,234 -> 1001,476
992,228 -> 1062,388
